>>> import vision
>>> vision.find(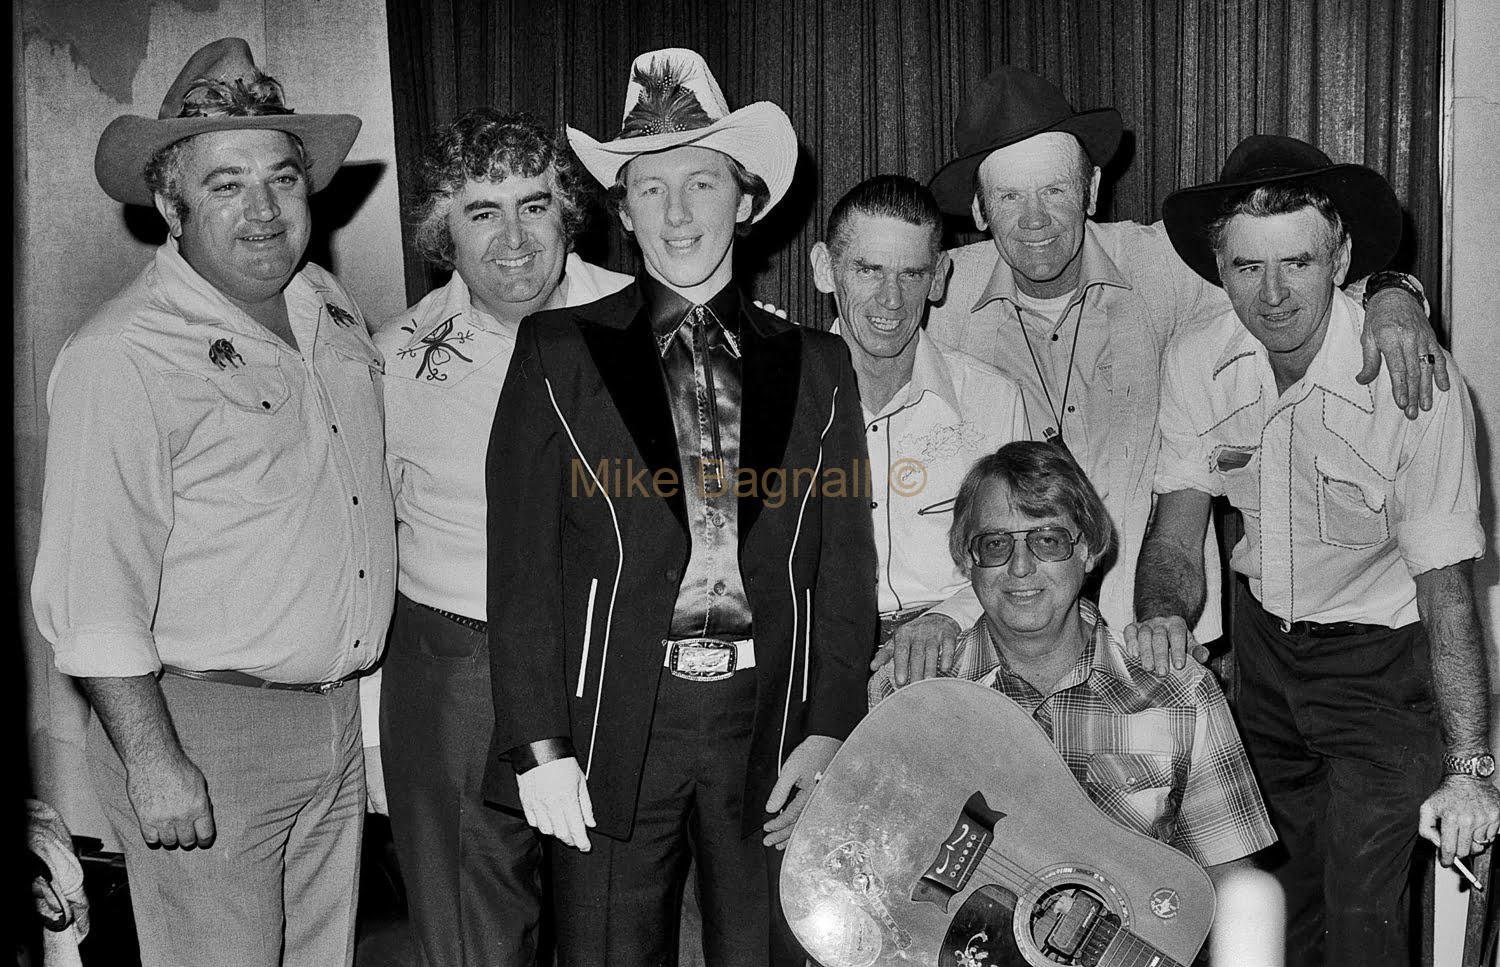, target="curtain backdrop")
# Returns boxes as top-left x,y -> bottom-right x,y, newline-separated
386,0 -> 1443,331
